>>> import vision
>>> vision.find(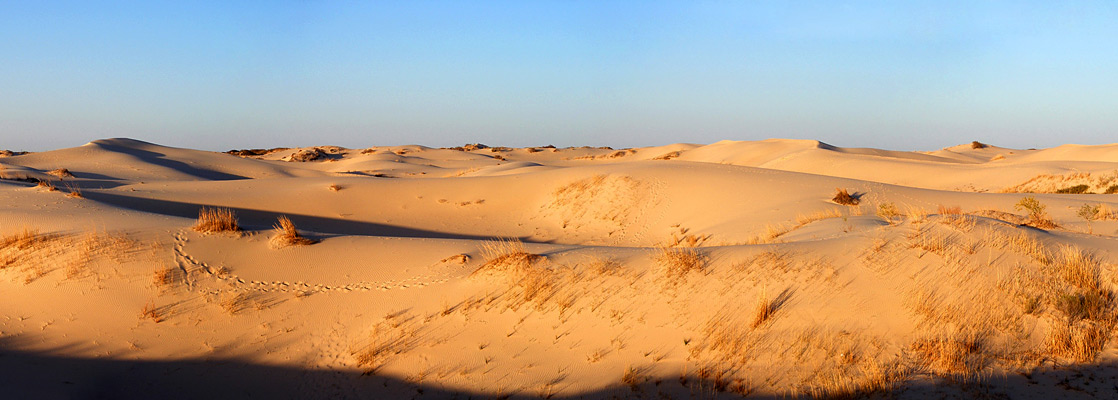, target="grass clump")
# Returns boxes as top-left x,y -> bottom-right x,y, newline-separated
656,246 -> 706,280
1106,184 -> 1118,194
877,202 -> 901,223
1046,321 -> 1111,362
474,239 -> 545,275
750,288 -> 790,328
910,330 -> 987,380
832,188 -> 860,206
47,168 -> 74,178
193,207 -> 240,234
1056,184 -> 1090,194
970,141 -> 986,149
270,216 -> 317,248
